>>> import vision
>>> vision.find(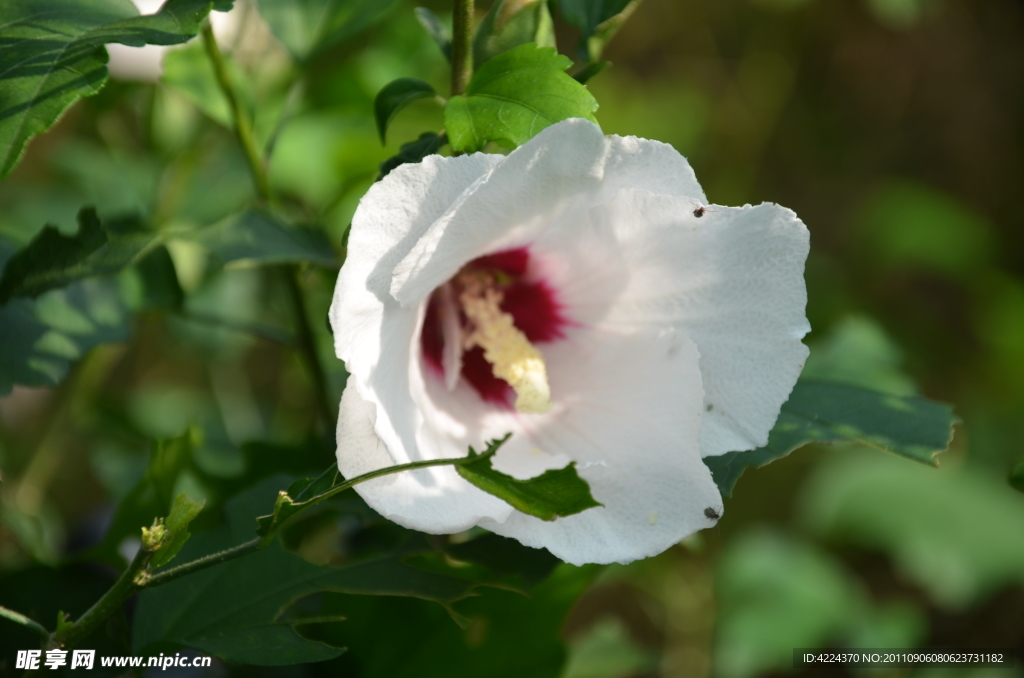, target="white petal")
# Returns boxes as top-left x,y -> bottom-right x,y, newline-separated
330,153 -> 502,473
589,190 -> 811,457
480,327 -> 723,566
336,383 -> 513,533
389,118 -> 707,307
